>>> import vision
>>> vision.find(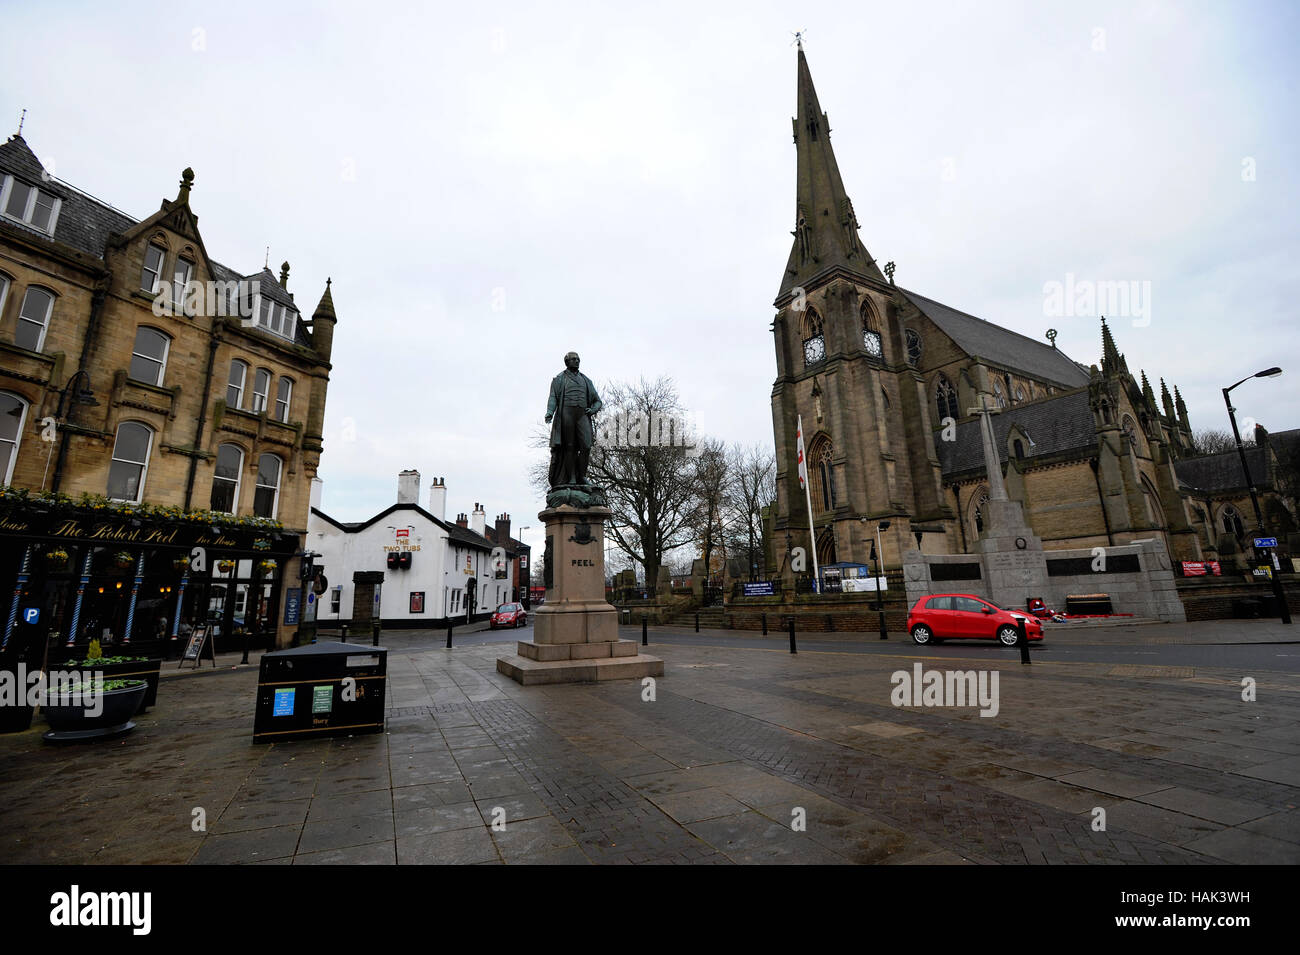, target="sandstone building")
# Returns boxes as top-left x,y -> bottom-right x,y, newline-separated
0,134 -> 336,654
